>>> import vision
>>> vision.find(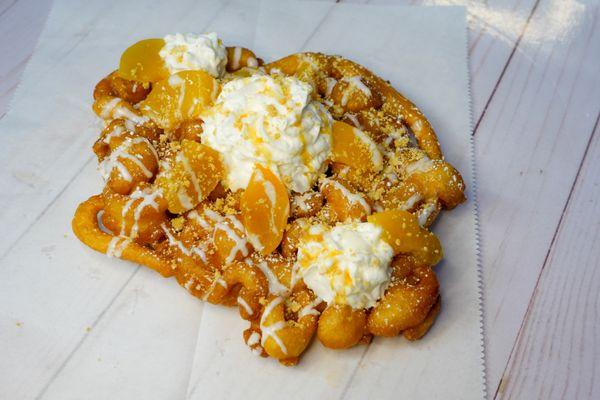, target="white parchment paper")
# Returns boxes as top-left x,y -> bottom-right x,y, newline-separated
186,2 -> 484,400
0,1 -> 484,399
